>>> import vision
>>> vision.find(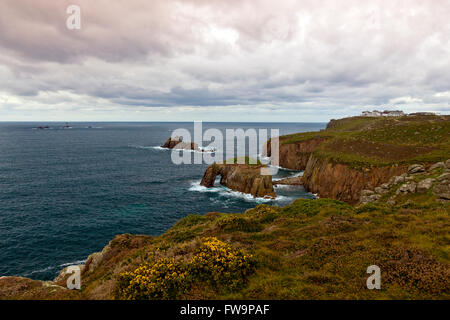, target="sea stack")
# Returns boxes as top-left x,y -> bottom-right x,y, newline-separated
200,162 -> 276,198
161,136 -> 200,151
